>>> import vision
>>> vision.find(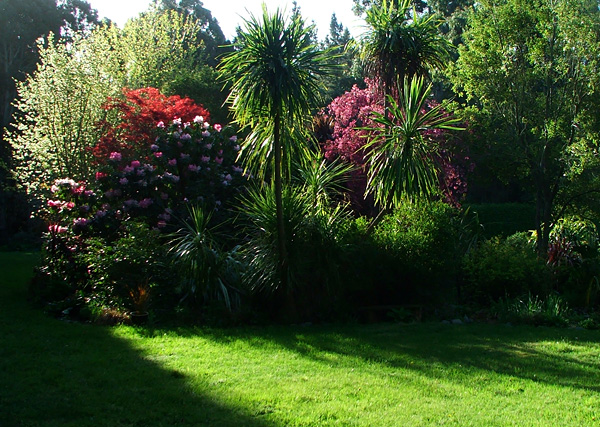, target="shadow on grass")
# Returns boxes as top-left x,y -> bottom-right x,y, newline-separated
0,253 -> 278,427
190,321 -> 600,394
